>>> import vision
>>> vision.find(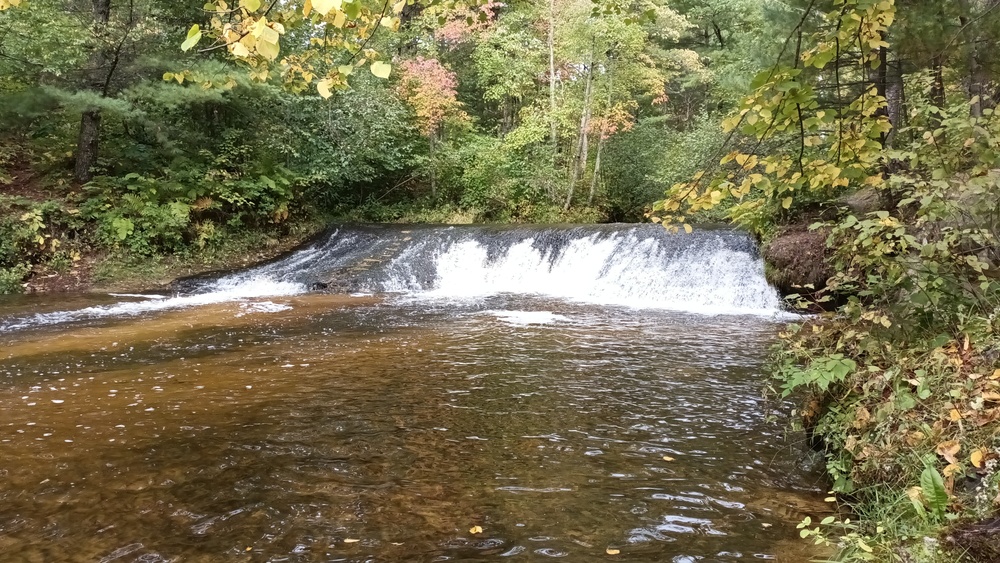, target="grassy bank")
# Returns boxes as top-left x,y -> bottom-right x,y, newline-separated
773,318 -> 1000,562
